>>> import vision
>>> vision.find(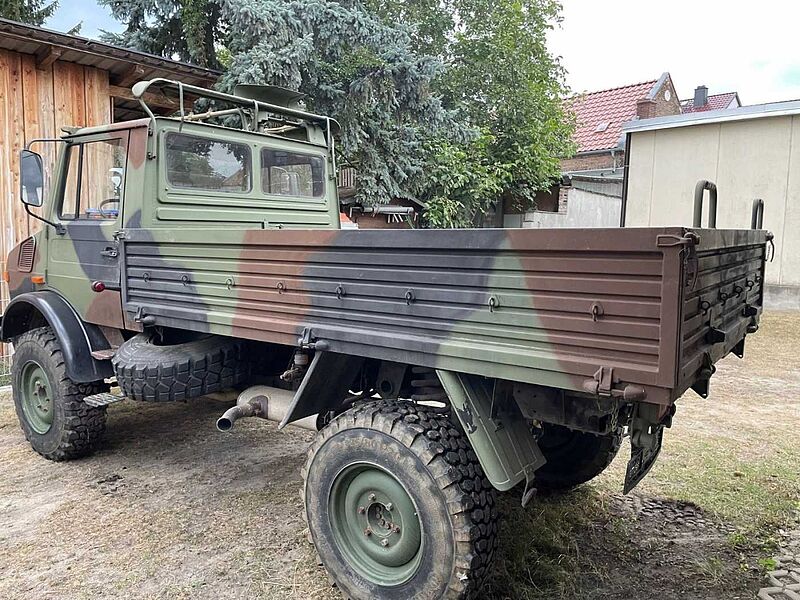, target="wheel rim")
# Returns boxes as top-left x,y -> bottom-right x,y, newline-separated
19,360 -> 54,434
328,462 -> 423,586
